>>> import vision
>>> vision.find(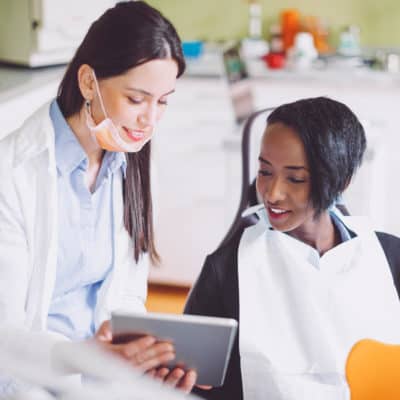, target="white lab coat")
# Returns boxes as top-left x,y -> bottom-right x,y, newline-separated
0,102 -> 149,357
238,209 -> 400,400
